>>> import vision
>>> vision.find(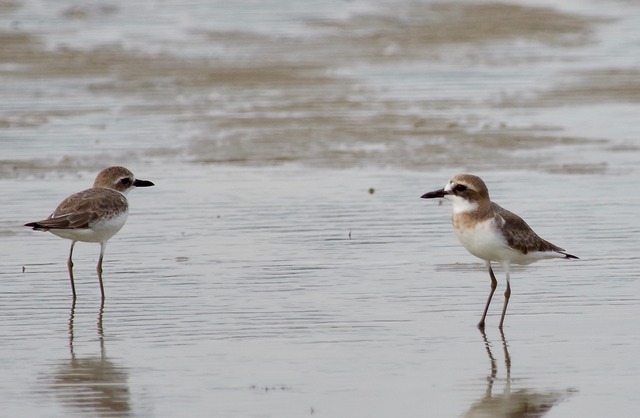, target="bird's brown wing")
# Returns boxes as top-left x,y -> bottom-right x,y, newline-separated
25,188 -> 126,230
491,202 -> 565,254
28,212 -> 96,230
